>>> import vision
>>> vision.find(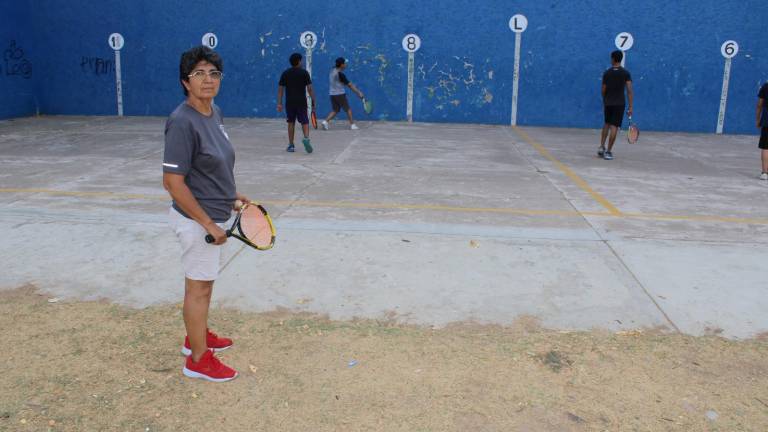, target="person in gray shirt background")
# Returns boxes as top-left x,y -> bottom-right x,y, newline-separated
162,46 -> 249,382
321,57 -> 365,131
